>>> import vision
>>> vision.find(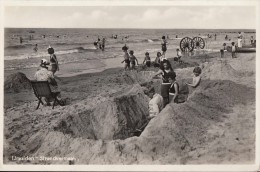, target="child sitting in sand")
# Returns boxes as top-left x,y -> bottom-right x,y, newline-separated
129,50 -> 139,70
168,71 -> 179,103
174,49 -> 183,63
154,52 -> 161,68
185,66 -> 202,88
121,45 -> 130,70
143,52 -> 151,67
